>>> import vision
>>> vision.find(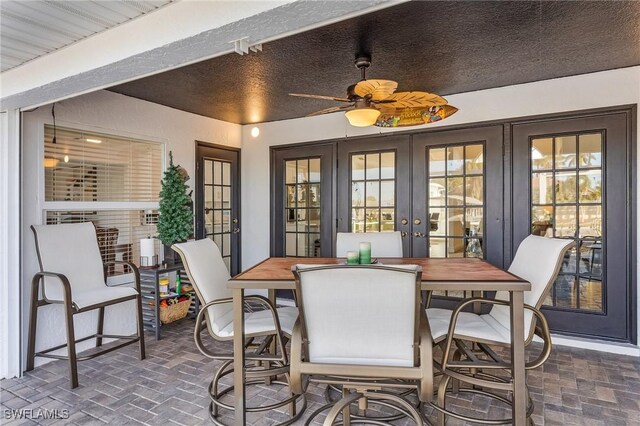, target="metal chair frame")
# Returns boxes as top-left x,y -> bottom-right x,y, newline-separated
27,225 -> 146,389
430,240 -> 574,425
174,243 -> 306,426
290,264 -> 434,426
